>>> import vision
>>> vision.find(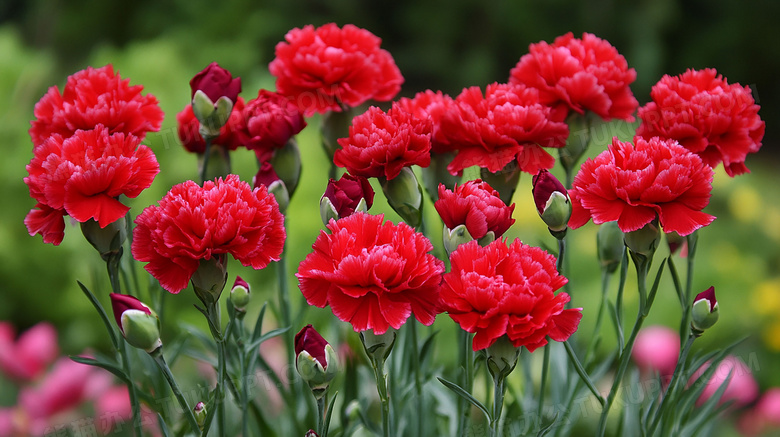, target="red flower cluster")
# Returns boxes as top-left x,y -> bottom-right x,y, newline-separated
440,83 -> 569,175
441,239 -> 582,351
434,180 -> 515,240
396,90 -> 457,154
29,65 -> 163,147
238,89 -> 307,160
132,175 -> 286,294
636,68 -> 765,176
176,97 -> 246,153
269,23 -> 403,115
509,32 -> 638,122
568,136 -> 715,235
296,213 -> 444,334
24,126 -> 159,245
334,104 -> 432,180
